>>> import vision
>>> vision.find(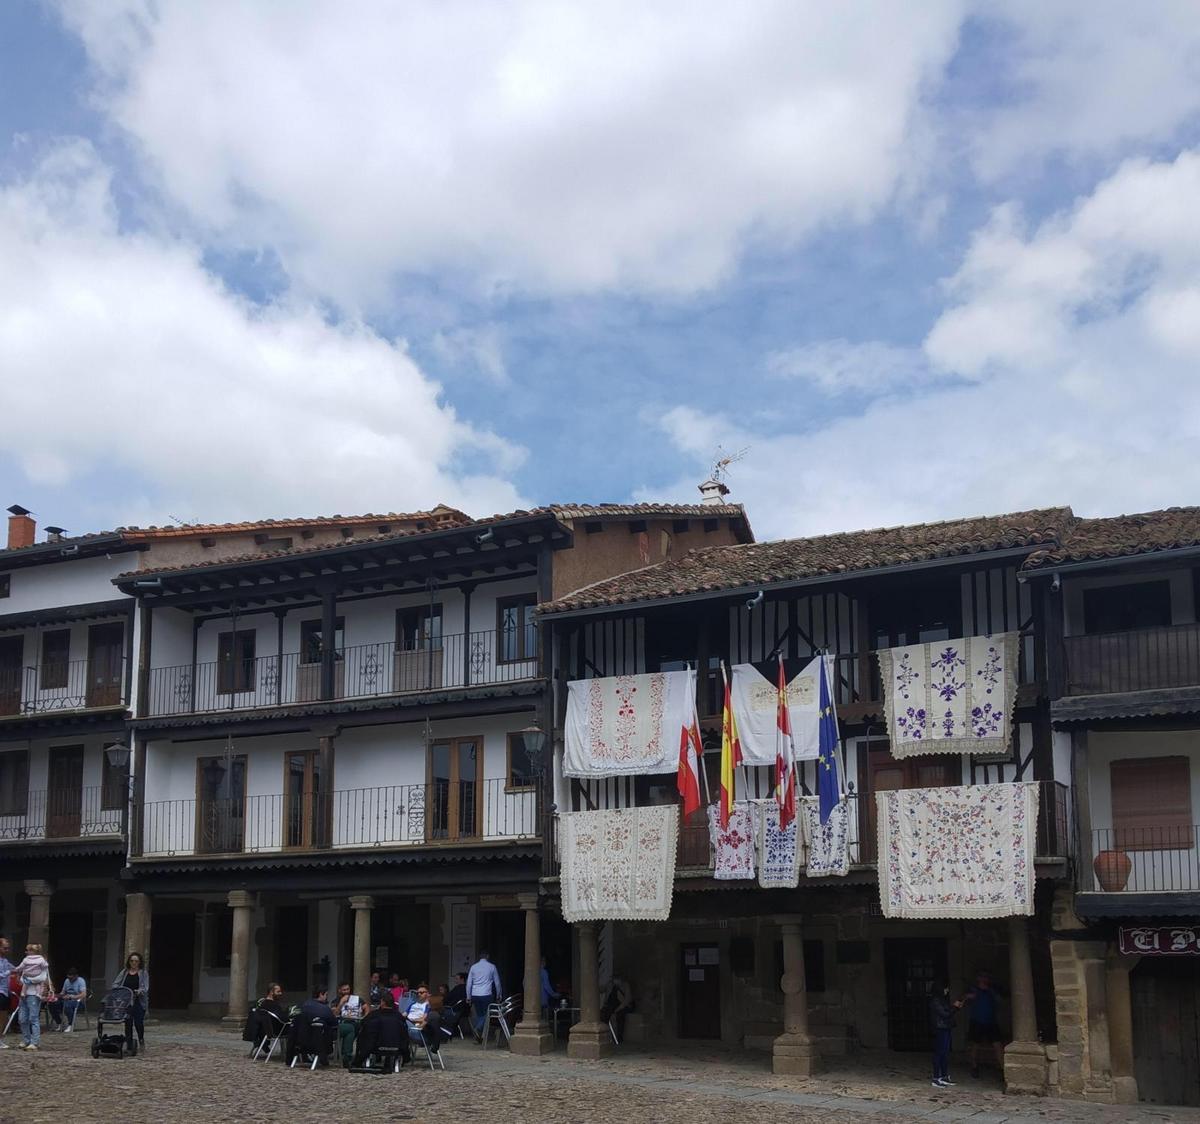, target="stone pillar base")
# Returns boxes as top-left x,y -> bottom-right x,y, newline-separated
1004,1039 -> 1048,1096
510,1023 -> 555,1056
219,1015 -> 246,1033
568,1021 -> 613,1060
772,1032 -> 820,1077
